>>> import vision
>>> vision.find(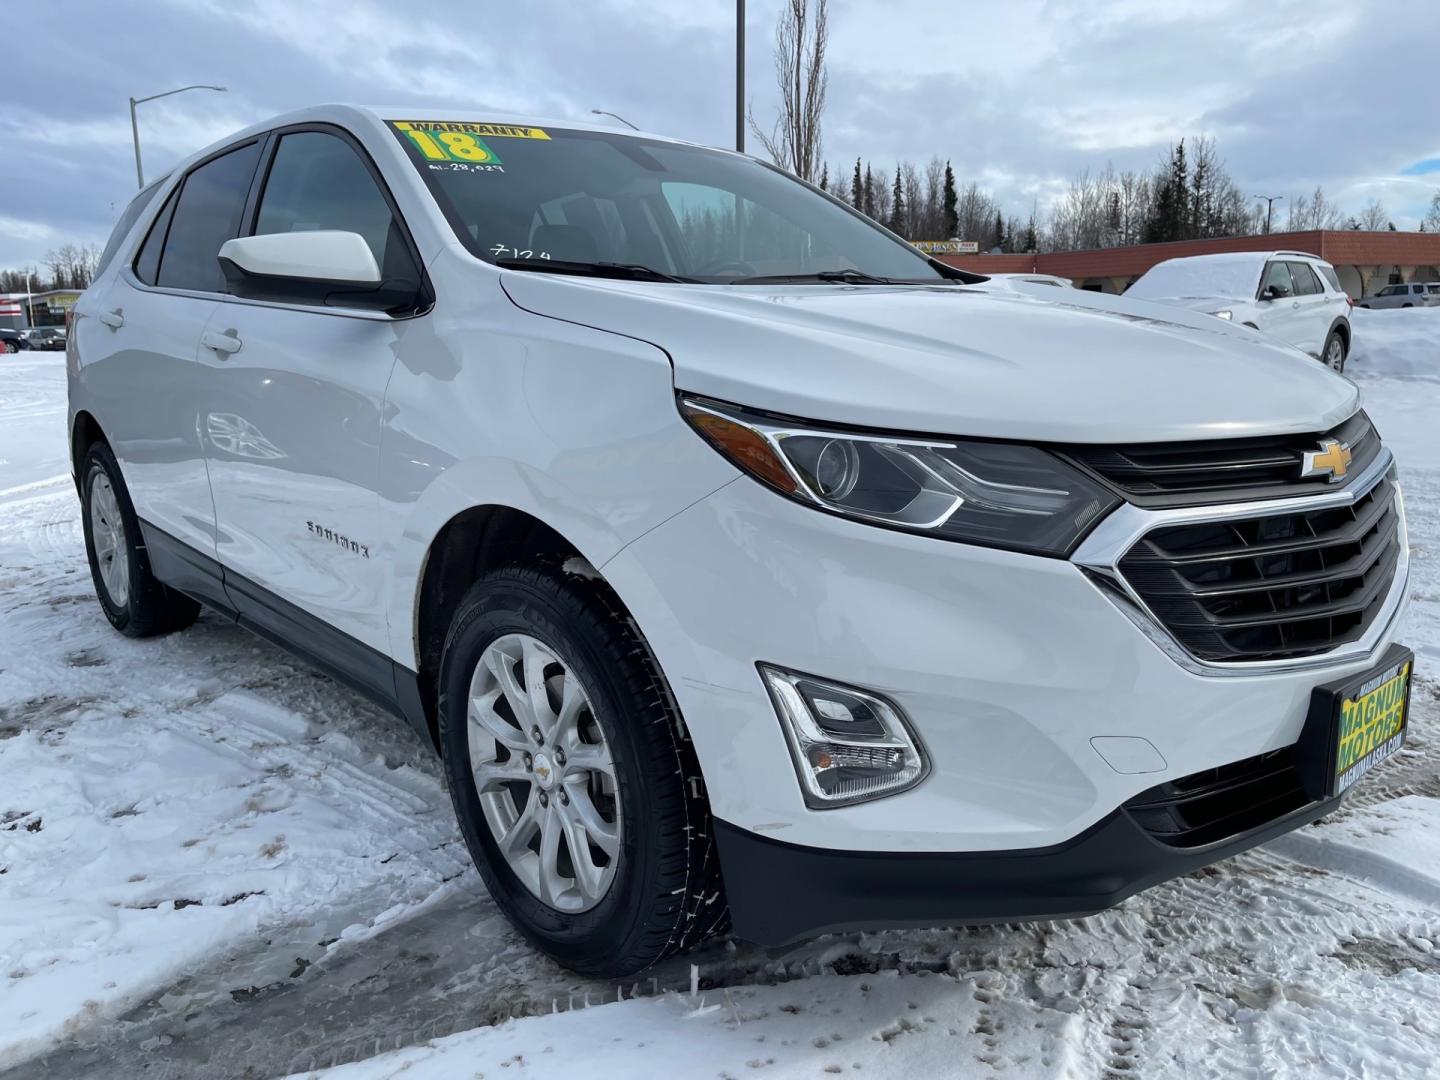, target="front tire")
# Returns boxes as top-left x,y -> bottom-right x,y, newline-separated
3,340 -> 16,354
1322,329 -> 1347,373
438,565 -> 726,977
80,442 -> 200,637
